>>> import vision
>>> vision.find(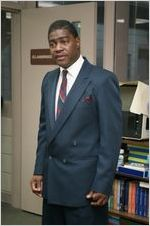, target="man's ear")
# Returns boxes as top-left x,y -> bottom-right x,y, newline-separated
76,37 -> 80,49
